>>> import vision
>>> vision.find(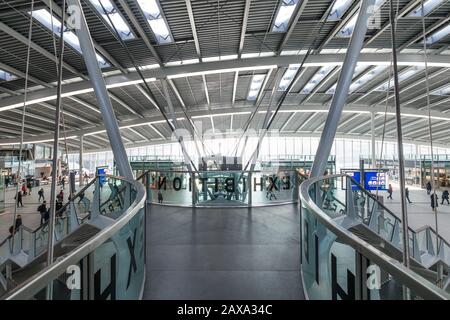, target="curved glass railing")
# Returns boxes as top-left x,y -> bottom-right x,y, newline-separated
0,178 -> 98,268
136,169 -> 306,207
0,175 -> 146,300
300,174 -> 450,300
